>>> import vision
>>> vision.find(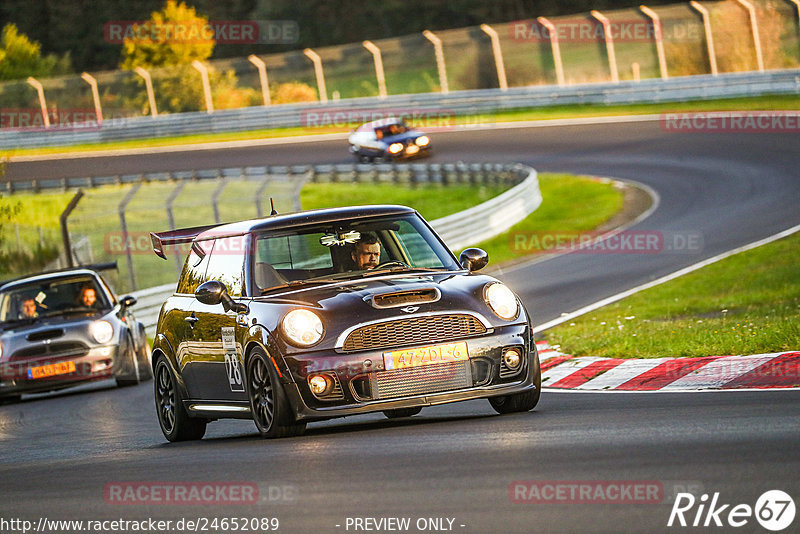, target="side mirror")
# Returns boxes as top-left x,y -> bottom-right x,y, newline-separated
196,281 -> 247,313
119,295 -> 137,308
459,248 -> 489,272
